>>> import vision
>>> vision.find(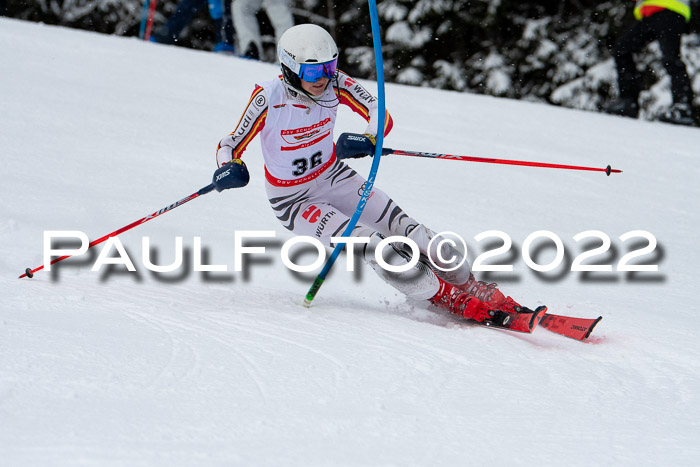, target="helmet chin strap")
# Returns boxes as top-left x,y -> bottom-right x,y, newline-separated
305,75 -> 340,108
284,74 -> 340,109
